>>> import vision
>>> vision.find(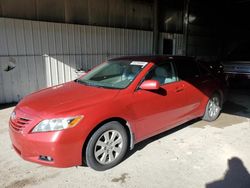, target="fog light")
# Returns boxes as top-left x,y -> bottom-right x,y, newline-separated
39,155 -> 53,162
